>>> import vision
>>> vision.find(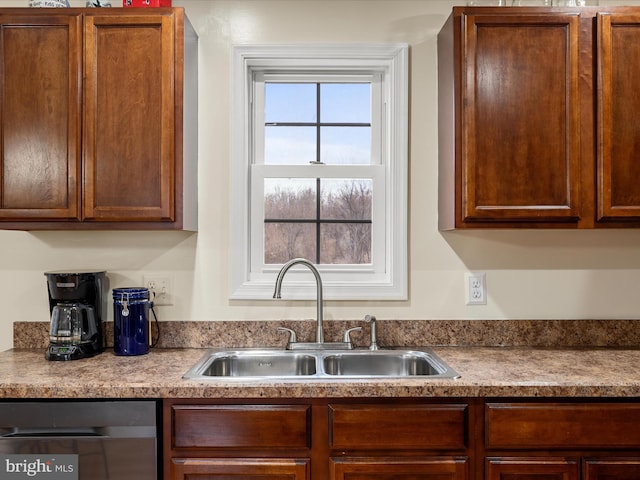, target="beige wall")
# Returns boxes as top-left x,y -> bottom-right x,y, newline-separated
2,0 -> 640,352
